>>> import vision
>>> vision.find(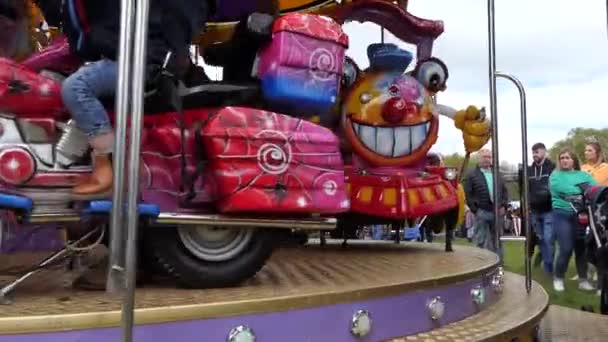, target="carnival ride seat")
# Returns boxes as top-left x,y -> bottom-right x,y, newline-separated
99,63 -> 262,115
99,79 -> 261,115
202,12 -> 275,82
98,13 -> 275,115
